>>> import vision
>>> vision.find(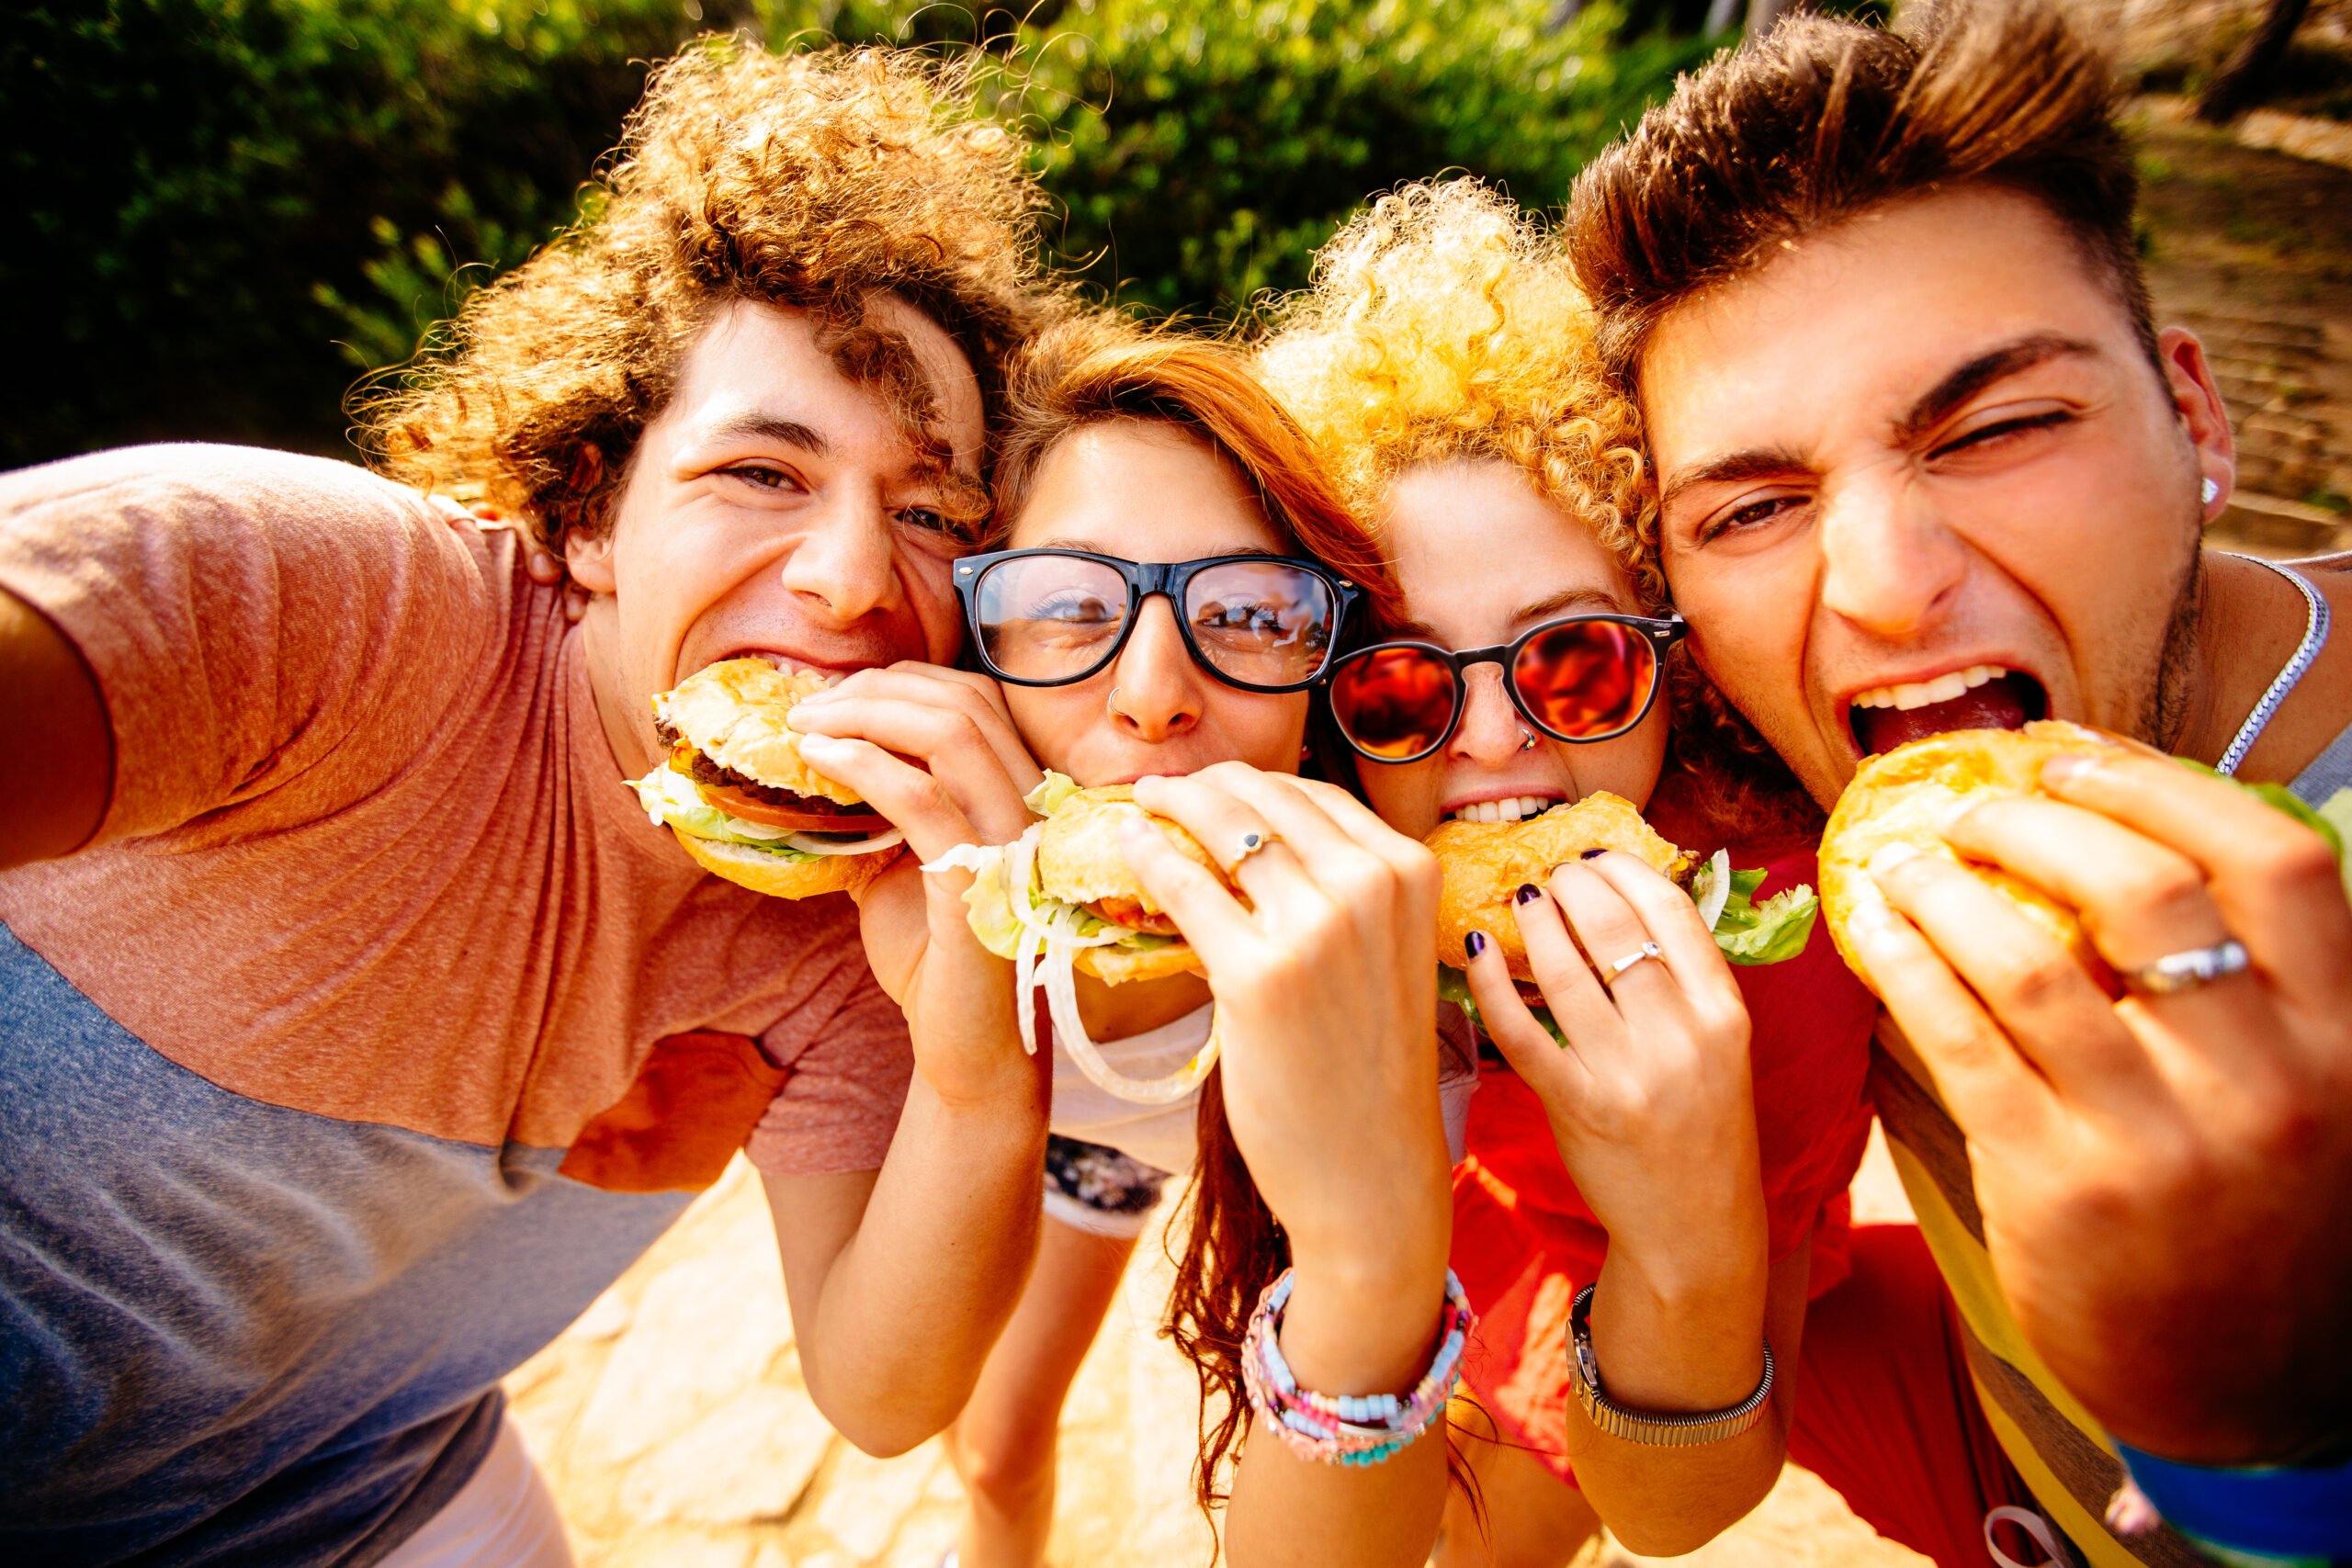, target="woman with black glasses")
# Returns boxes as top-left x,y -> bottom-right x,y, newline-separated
788,310 -> 1473,1568
1138,181 -> 1882,1565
